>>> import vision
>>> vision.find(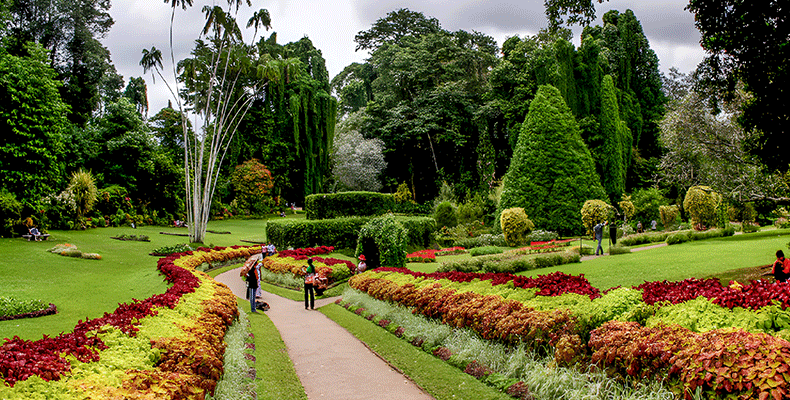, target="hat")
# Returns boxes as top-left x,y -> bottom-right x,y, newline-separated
358,254 -> 366,261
